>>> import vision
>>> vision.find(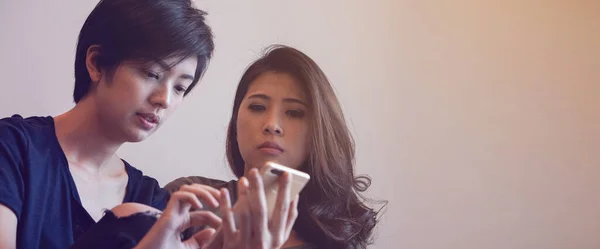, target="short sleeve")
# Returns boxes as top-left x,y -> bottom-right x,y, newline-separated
0,119 -> 27,219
